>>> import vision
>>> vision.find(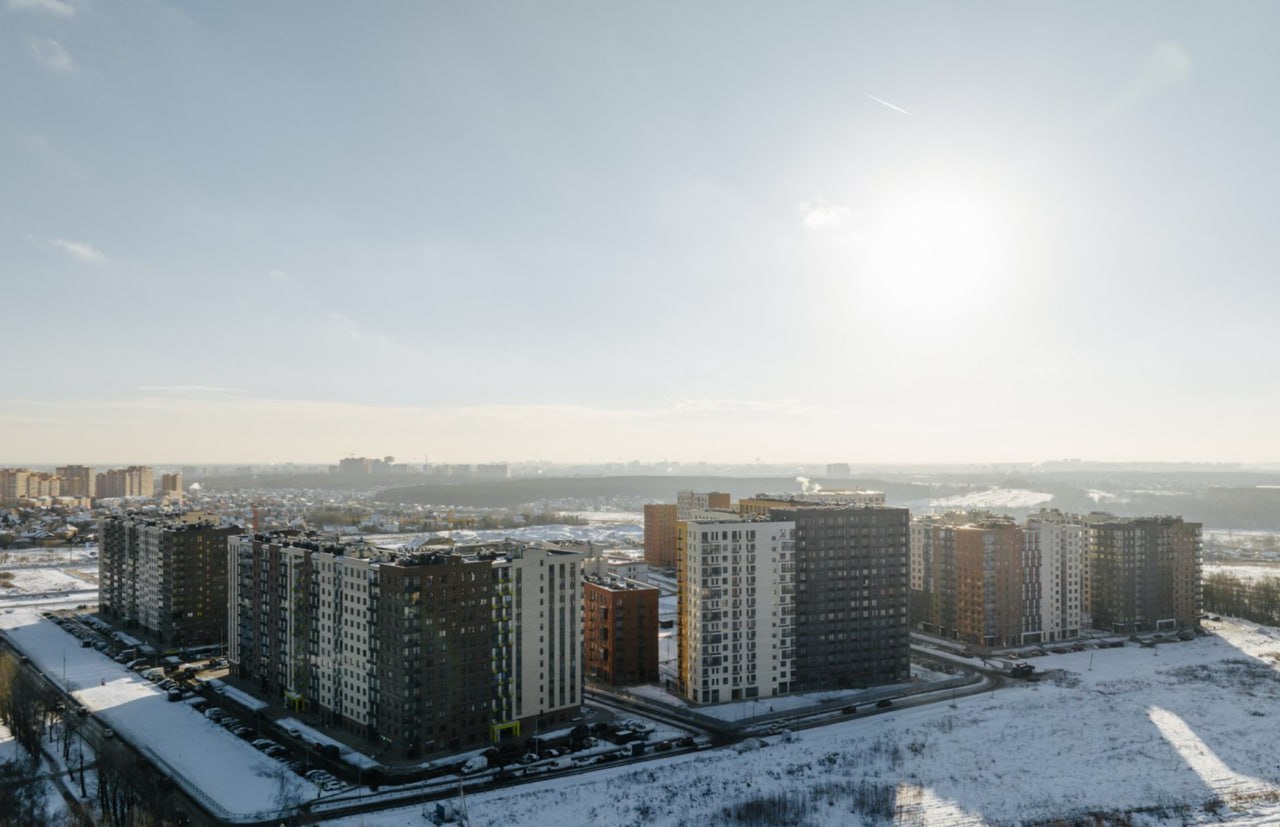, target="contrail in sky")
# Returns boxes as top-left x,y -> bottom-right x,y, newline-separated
863,91 -> 911,116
